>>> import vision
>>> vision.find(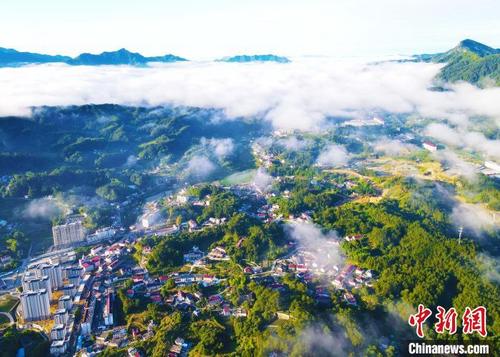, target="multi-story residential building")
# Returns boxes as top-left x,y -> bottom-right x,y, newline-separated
62,284 -> 76,298
22,275 -> 52,299
50,340 -> 67,355
52,220 -> 86,247
81,296 -> 96,336
54,308 -> 69,325
20,289 -> 50,321
58,295 -> 73,310
63,266 -> 83,280
38,263 -> 63,290
87,227 -> 116,243
50,323 -> 66,341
